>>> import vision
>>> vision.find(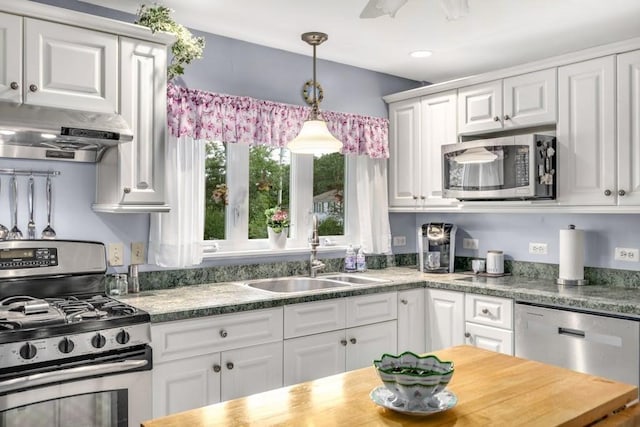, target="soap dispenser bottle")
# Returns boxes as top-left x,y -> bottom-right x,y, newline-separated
356,247 -> 367,272
344,245 -> 357,272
